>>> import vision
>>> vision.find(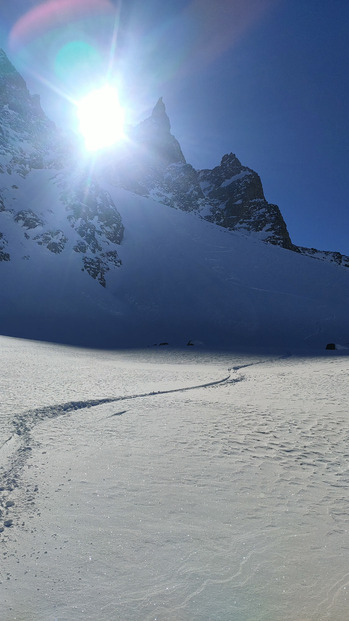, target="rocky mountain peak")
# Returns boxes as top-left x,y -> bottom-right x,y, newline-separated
220,153 -> 244,174
0,49 -> 56,161
197,154 -> 295,249
150,97 -> 171,132
0,49 -> 39,108
0,48 -> 29,108
200,153 -> 255,190
132,98 -> 186,166
0,48 -> 21,76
